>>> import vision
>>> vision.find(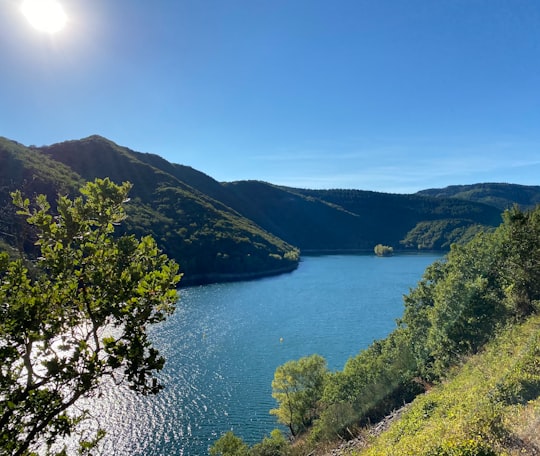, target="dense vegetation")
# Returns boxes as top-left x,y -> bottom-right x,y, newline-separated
418,183 -> 540,211
211,203 -> 540,455
4,136 -> 540,283
0,136 -> 299,284
0,179 -> 180,455
221,183 -> 503,252
361,314 -> 540,455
